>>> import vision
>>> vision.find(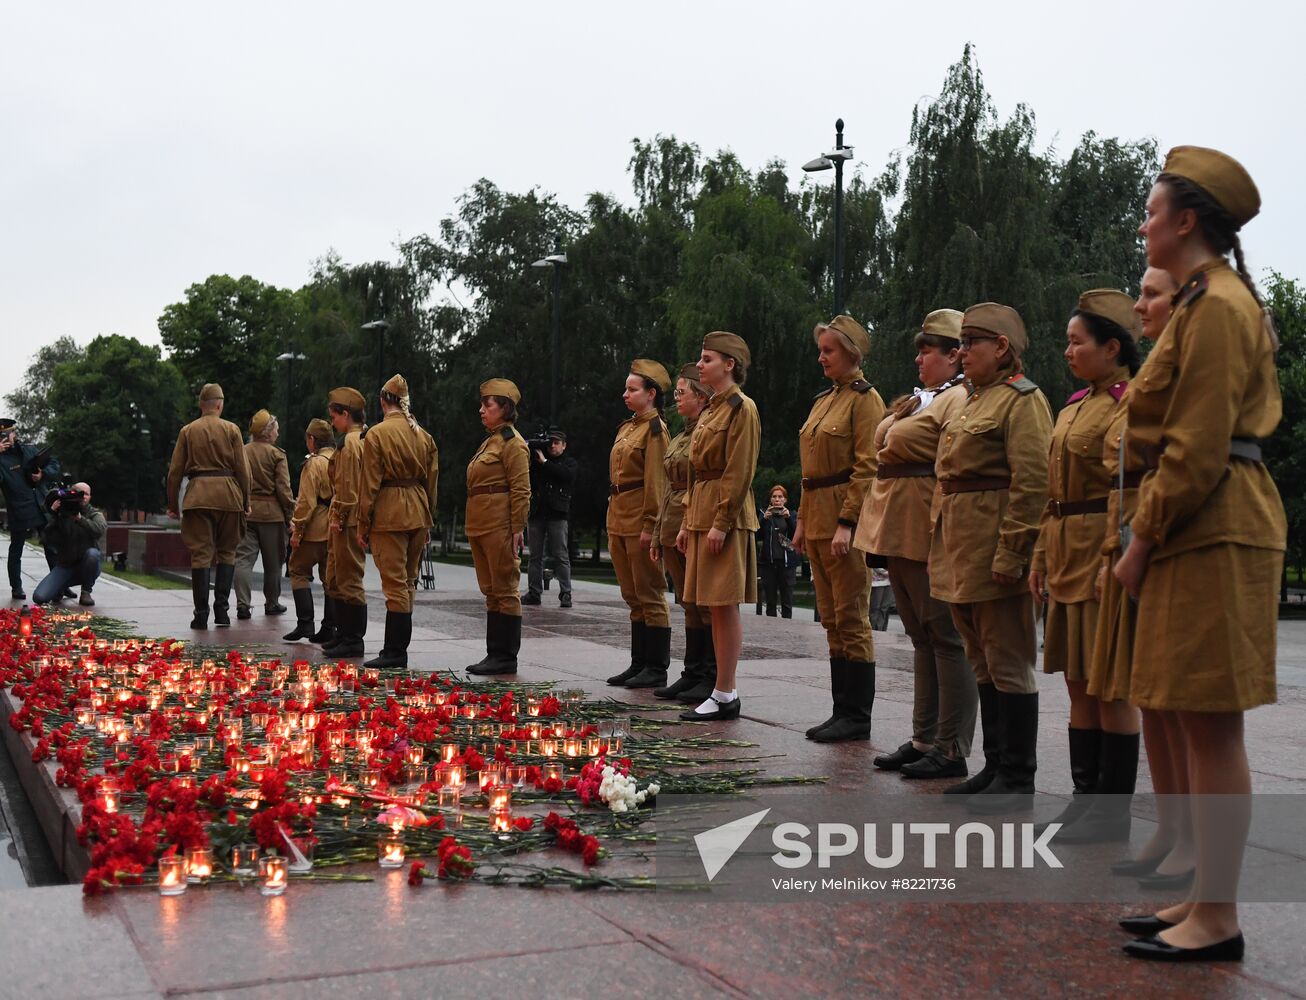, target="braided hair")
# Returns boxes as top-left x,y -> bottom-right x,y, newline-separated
1158,174 -> 1263,307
